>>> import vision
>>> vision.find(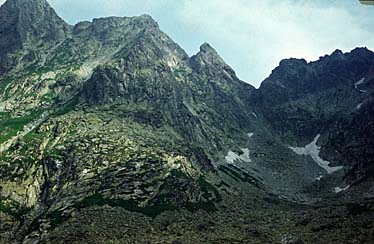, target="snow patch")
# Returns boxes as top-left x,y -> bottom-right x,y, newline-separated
316,175 -> 323,181
354,78 -> 365,89
251,112 -> 258,119
289,134 -> 343,174
240,148 -> 251,162
356,103 -> 363,110
247,132 -> 254,138
225,148 -> 252,165
55,160 -> 63,169
334,185 -> 350,193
